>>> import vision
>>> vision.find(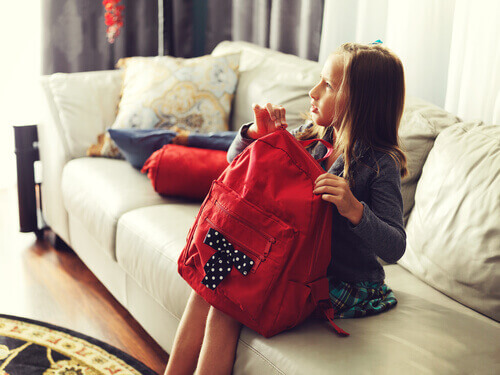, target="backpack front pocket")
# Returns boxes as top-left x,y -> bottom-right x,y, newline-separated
187,180 -> 296,321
